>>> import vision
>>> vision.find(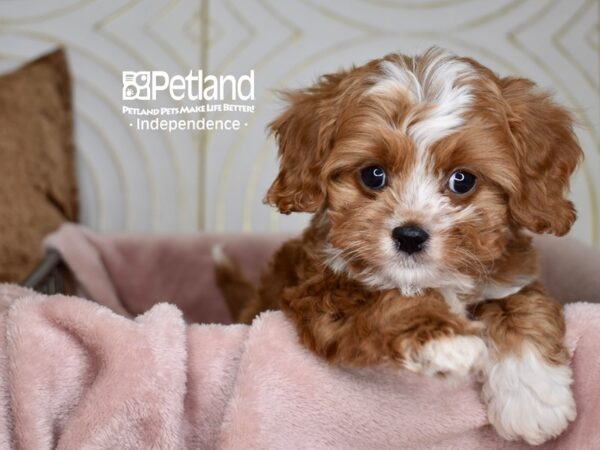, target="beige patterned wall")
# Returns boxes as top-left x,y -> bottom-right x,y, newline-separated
1,0 -> 599,246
